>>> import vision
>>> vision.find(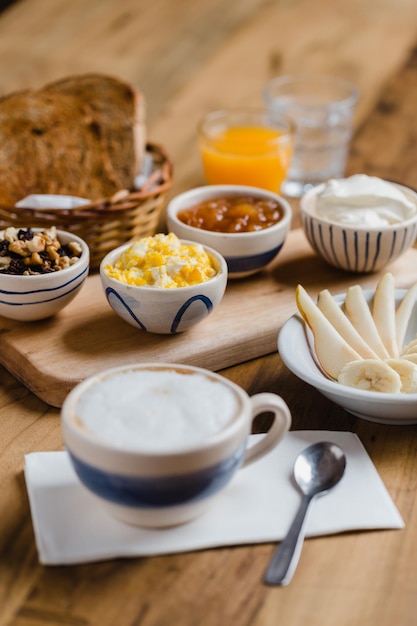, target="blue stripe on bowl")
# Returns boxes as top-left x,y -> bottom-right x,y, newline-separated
226,243 -> 283,274
342,229 -> 350,270
369,232 -> 382,272
306,220 -> 343,269
0,265 -> 88,297
0,271 -> 87,306
171,295 -> 213,333
68,442 -> 246,509
105,287 -> 147,330
389,230 -> 397,257
0,265 -> 88,295
105,287 -> 213,334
